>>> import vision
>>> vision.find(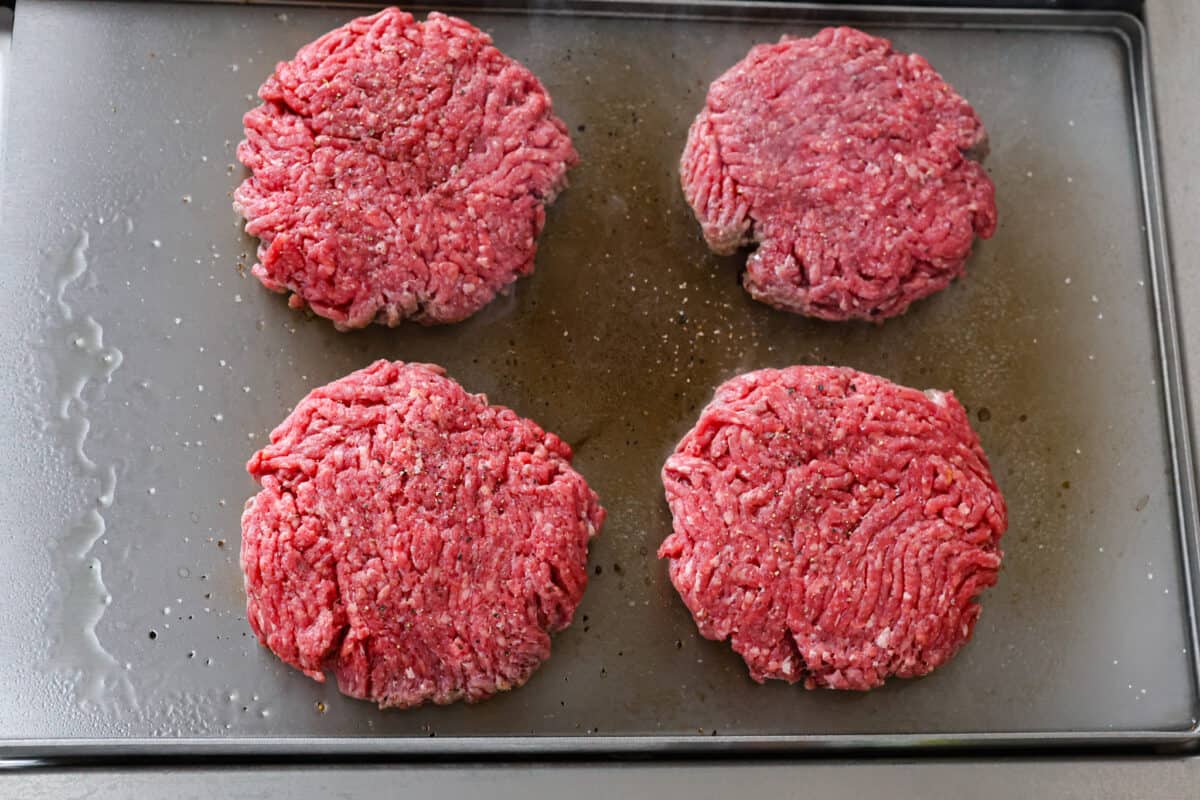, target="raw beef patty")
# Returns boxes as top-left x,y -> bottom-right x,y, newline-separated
681,27 -> 997,321
235,8 -> 577,330
241,360 -> 605,708
659,366 -> 1006,690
